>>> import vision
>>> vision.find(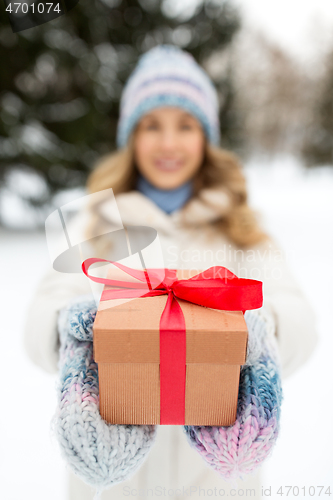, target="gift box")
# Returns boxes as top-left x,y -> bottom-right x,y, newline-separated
82,261 -> 262,427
